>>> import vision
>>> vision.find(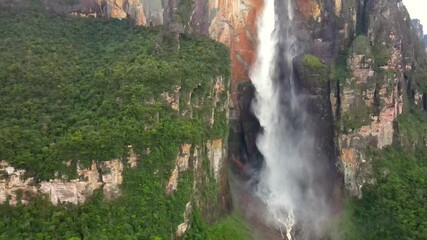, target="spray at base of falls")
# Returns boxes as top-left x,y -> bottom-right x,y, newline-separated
250,0 -> 330,239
